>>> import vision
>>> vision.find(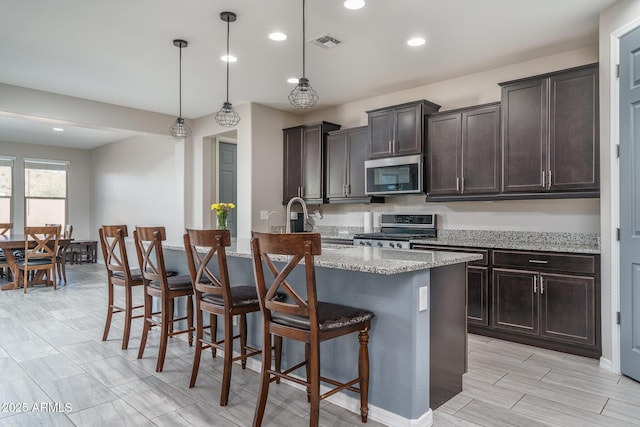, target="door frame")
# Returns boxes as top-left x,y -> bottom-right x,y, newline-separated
609,16 -> 640,375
